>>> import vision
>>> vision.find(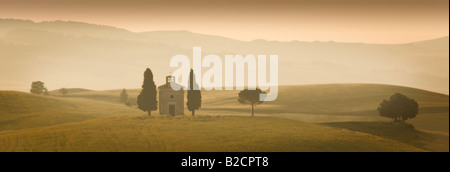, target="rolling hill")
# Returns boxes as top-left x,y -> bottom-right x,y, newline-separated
0,91 -> 140,131
201,84 -> 449,133
66,84 -> 449,132
49,88 -> 91,95
0,84 -> 448,152
0,19 -> 448,94
0,115 -> 427,152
